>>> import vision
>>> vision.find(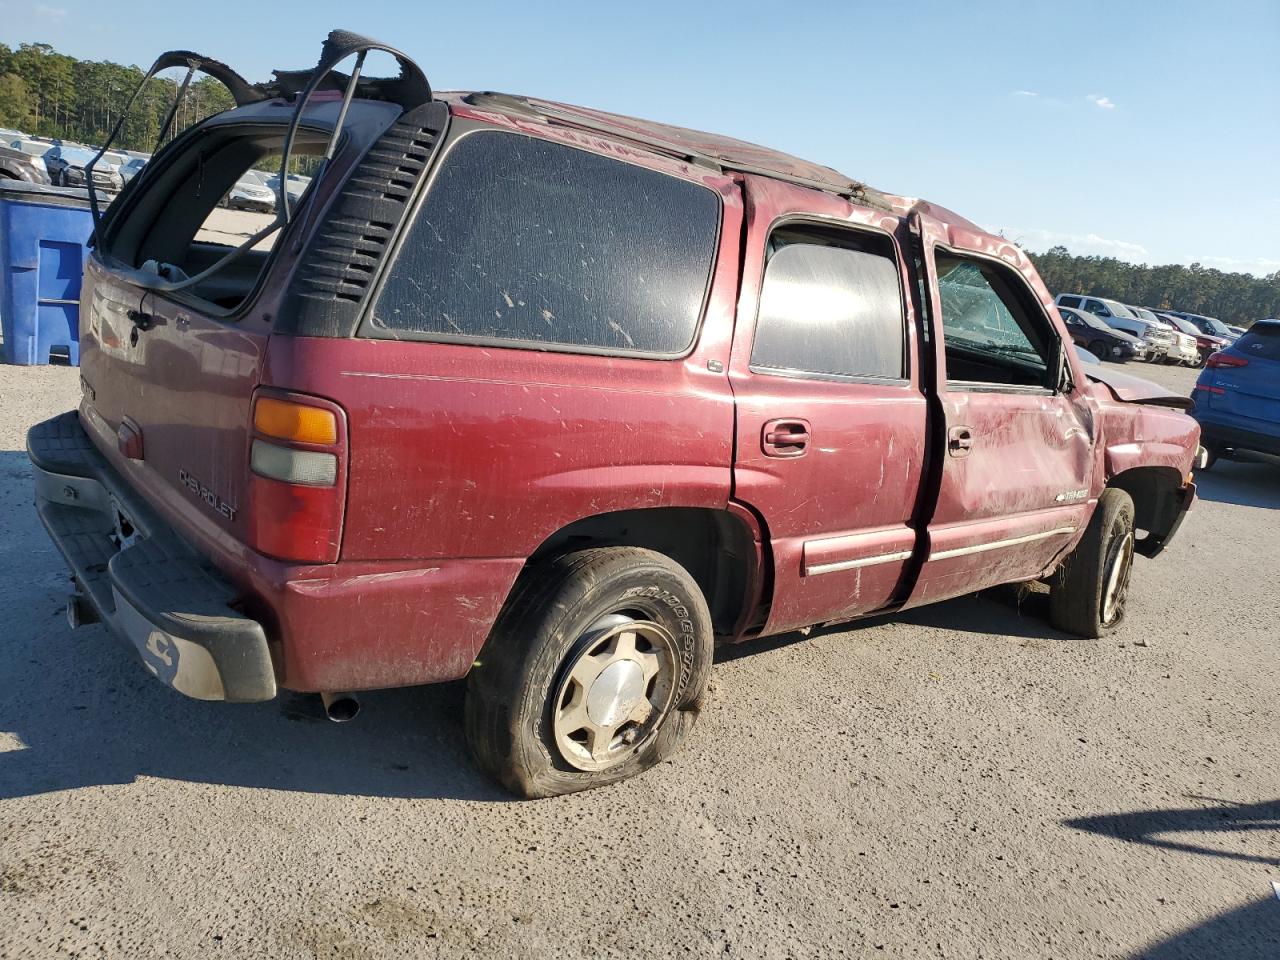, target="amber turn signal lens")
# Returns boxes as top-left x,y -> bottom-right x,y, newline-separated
253,397 -> 338,445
